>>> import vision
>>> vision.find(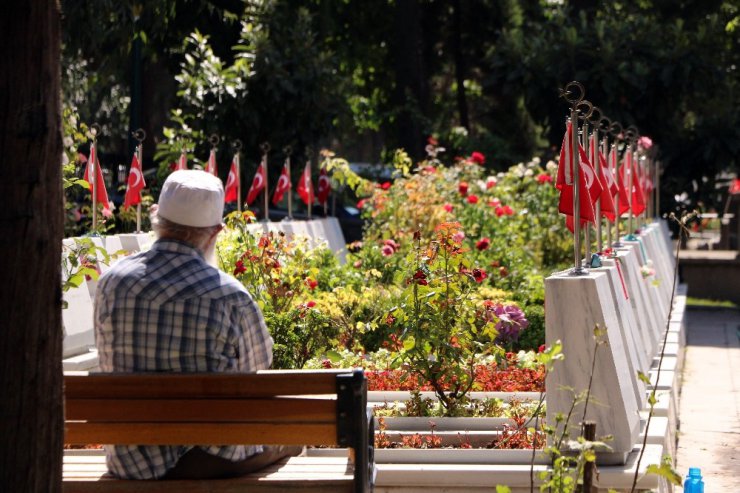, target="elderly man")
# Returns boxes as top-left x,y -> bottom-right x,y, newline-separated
94,170 -> 298,479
